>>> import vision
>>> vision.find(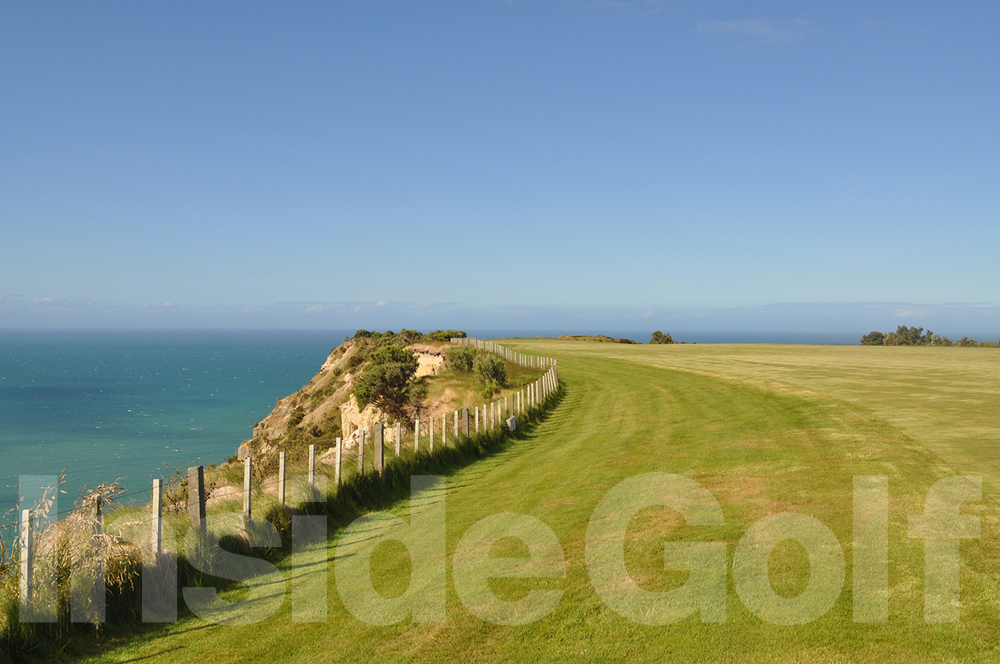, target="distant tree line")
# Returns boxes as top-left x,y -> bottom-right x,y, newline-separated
352,328 -> 466,344
860,326 -> 999,348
